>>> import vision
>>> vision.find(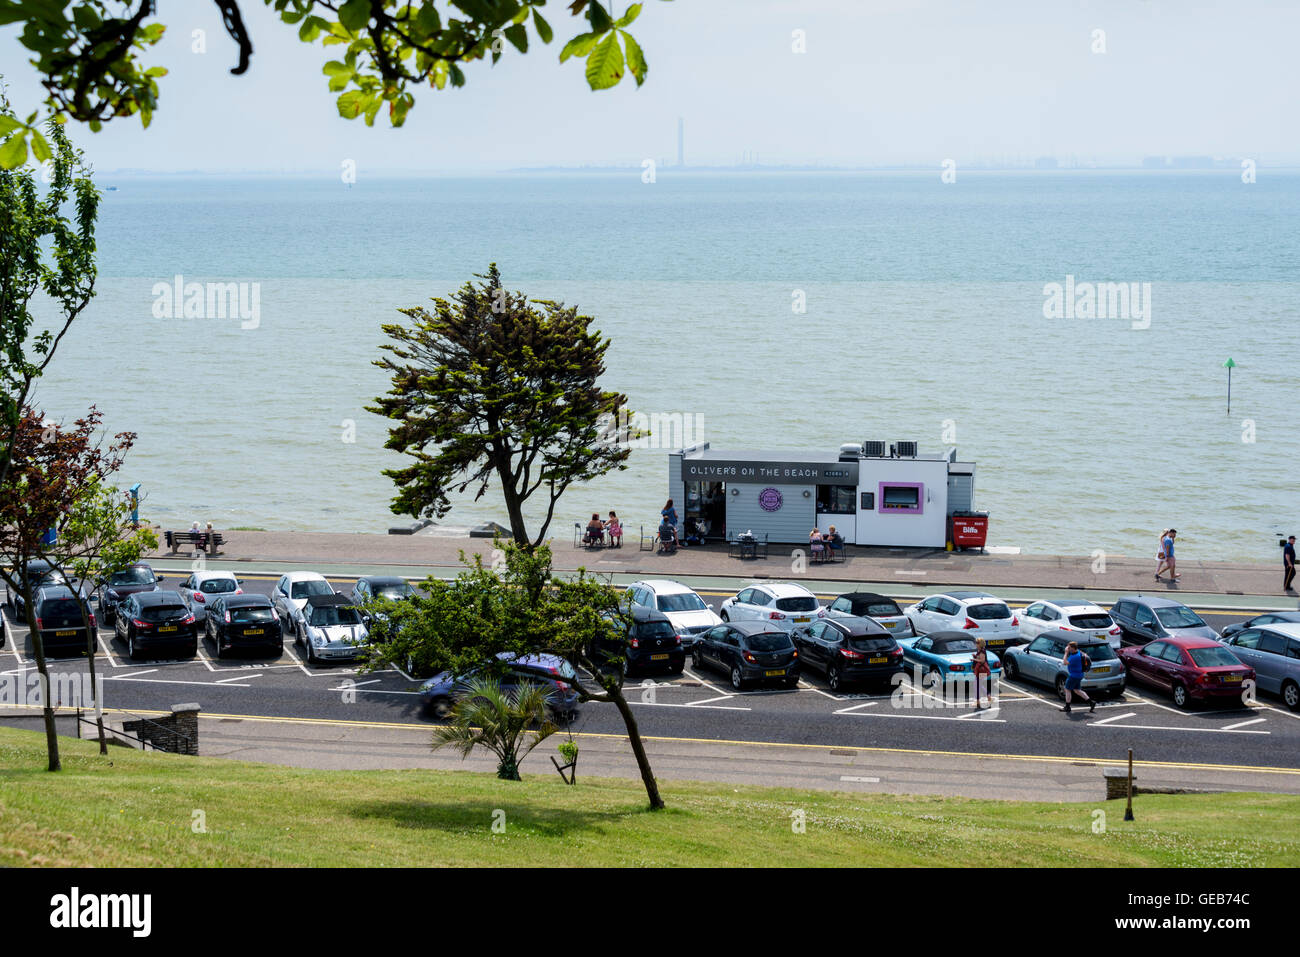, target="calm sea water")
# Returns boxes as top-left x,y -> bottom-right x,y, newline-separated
27,172 -> 1300,561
